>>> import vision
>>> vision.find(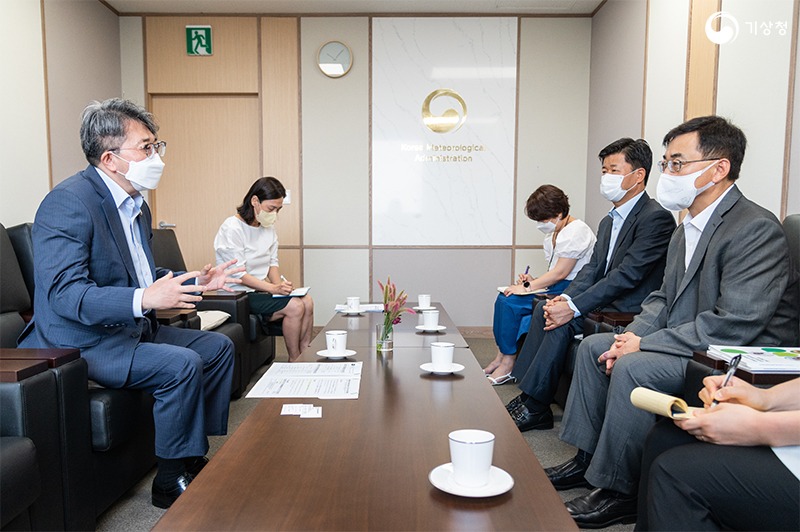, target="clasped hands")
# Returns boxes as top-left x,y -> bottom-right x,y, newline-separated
142,258 -> 245,310
542,296 -> 575,330
597,331 -> 641,375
